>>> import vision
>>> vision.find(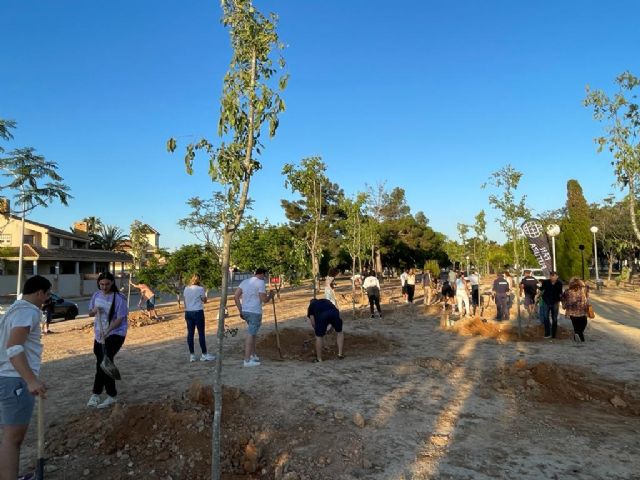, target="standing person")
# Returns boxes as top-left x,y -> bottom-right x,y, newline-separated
307,298 -> 344,362
0,276 -> 51,480
87,272 -> 128,409
130,280 -> 162,321
492,272 -> 510,321
454,271 -> 471,317
363,271 -> 382,318
504,271 -> 515,311
406,268 -> 416,303
441,279 -> 455,312
562,277 -> 590,342
41,295 -> 55,334
399,268 -> 409,302
540,271 -> 563,339
468,269 -> 480,315
519,270 -> 539,320
183,274 -> 216,362
324,267 -> 339,307
422,269 -> 433,306
234,268 -> 274,368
